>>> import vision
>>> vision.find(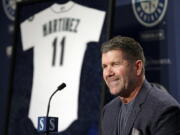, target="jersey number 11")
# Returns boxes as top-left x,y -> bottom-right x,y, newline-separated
52,36 -> 65,66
